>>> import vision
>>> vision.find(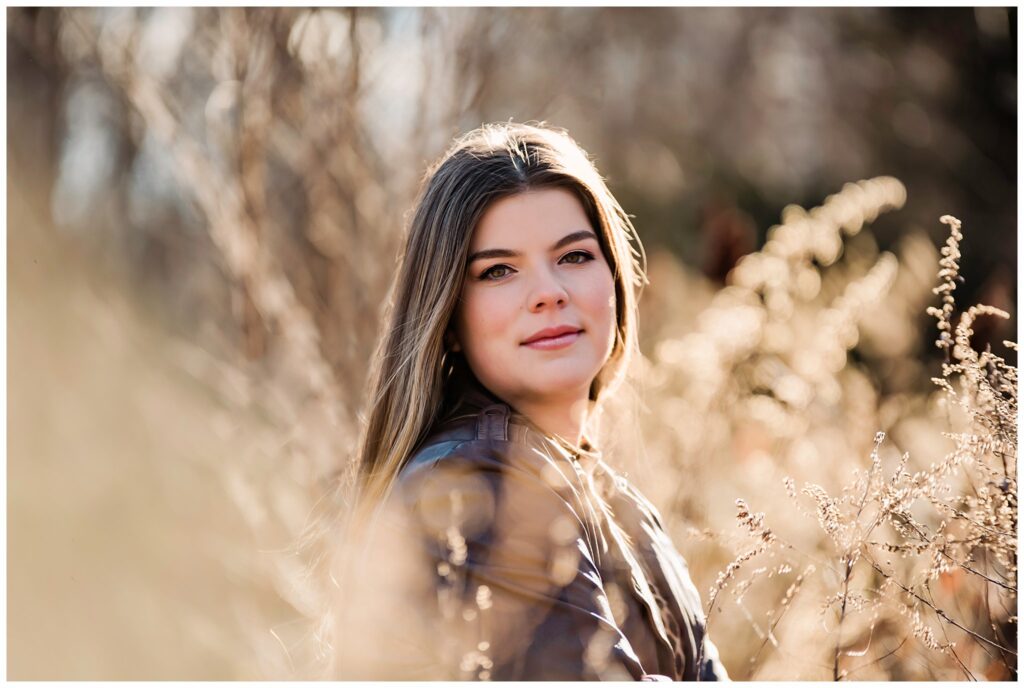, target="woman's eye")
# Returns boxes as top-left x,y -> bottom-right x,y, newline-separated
480,264 -> 513,280
560,250 -> 594,265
